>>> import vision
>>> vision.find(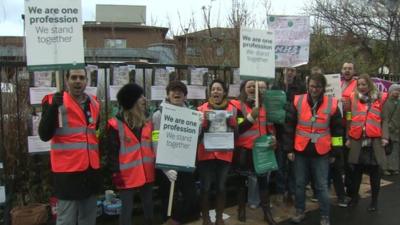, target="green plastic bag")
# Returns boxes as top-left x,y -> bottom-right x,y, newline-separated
252,135 -> 278,175
263,90 -> 287,124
